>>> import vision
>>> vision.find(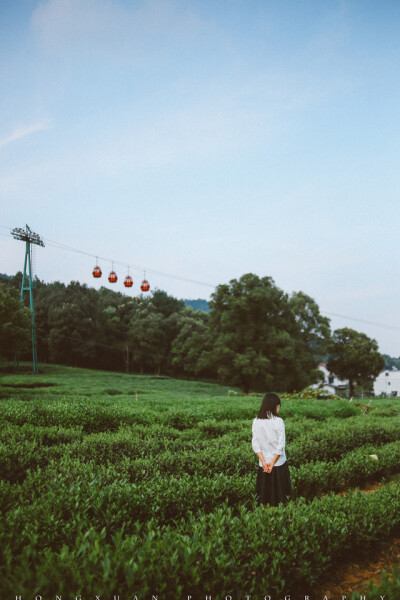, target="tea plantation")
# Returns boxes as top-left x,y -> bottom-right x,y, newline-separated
0,364 -> 399,599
